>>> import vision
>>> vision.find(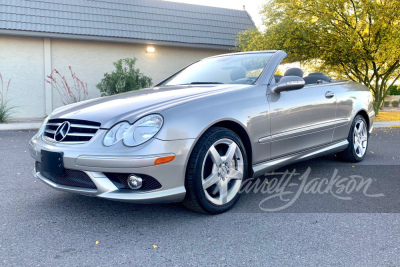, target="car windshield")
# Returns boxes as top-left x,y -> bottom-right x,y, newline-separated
160,53 -> 273,86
